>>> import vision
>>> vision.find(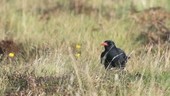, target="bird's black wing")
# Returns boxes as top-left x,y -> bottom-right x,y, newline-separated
116,48 -> 128,67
